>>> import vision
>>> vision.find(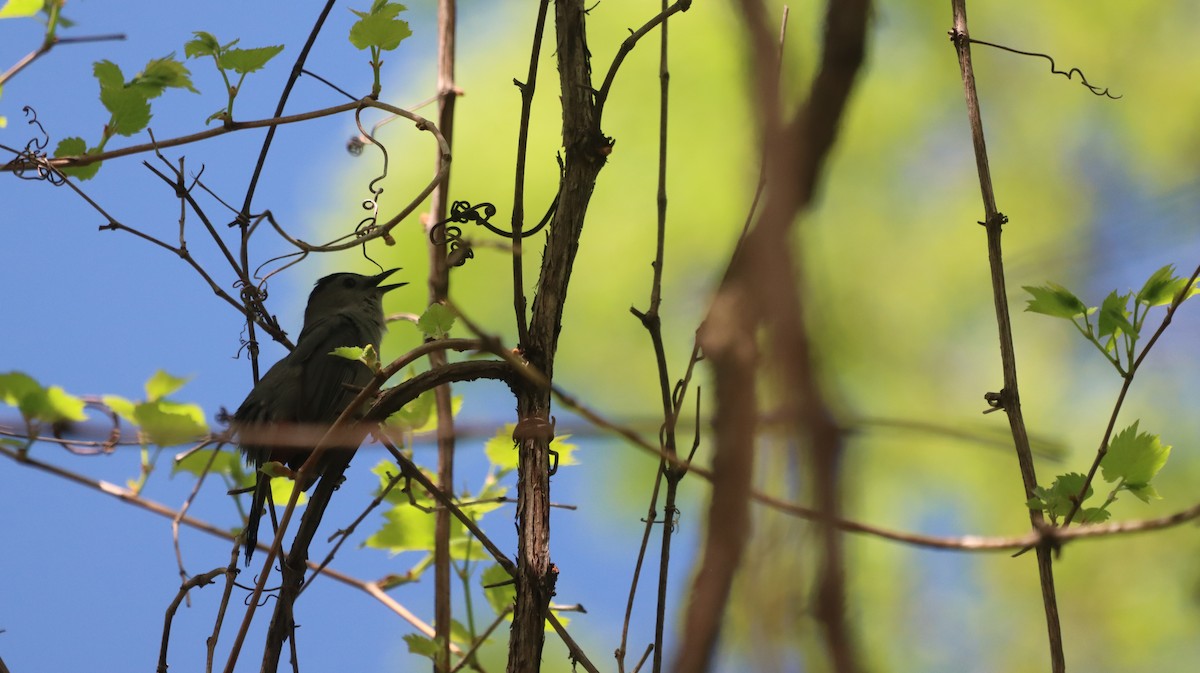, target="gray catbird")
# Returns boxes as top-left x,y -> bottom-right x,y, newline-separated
233,268 -> 405,564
